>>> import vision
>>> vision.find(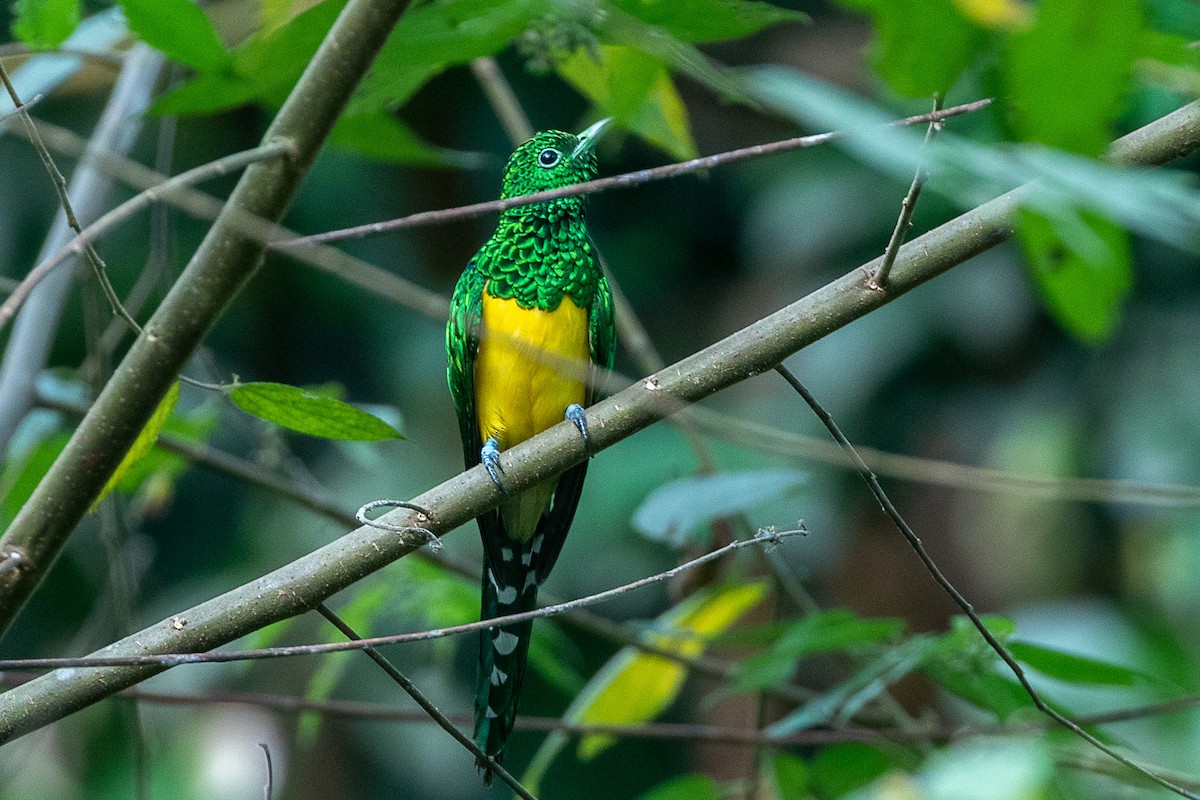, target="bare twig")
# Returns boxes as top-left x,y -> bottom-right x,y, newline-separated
274,98 -> 994,249
3,100 -> 1197,744
773,364 -> 1200,800
872,94 -> 943,289
0,45 -> 163,452
316,604 -> 537,798
0,141 -> 295,333
0,91 -> 40,122
0,530 -> 798,671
